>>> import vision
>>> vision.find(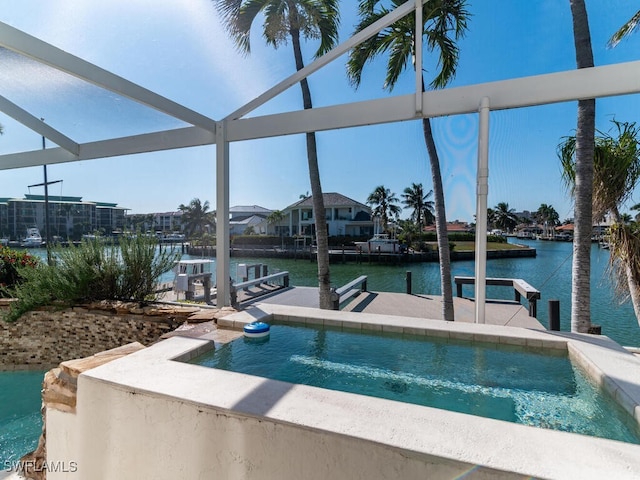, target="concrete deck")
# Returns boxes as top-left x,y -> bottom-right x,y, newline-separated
243,286 -> 544,329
